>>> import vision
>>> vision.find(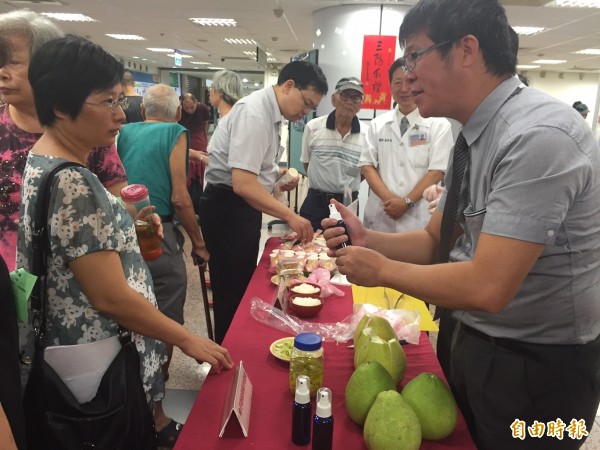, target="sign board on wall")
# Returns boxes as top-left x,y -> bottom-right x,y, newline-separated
361,35 -> 396,110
